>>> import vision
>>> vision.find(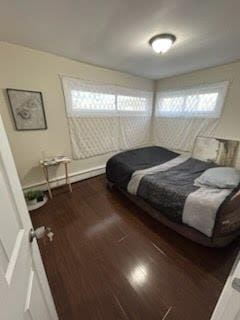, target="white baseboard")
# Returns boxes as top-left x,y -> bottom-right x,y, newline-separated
23,165 -> 106,192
